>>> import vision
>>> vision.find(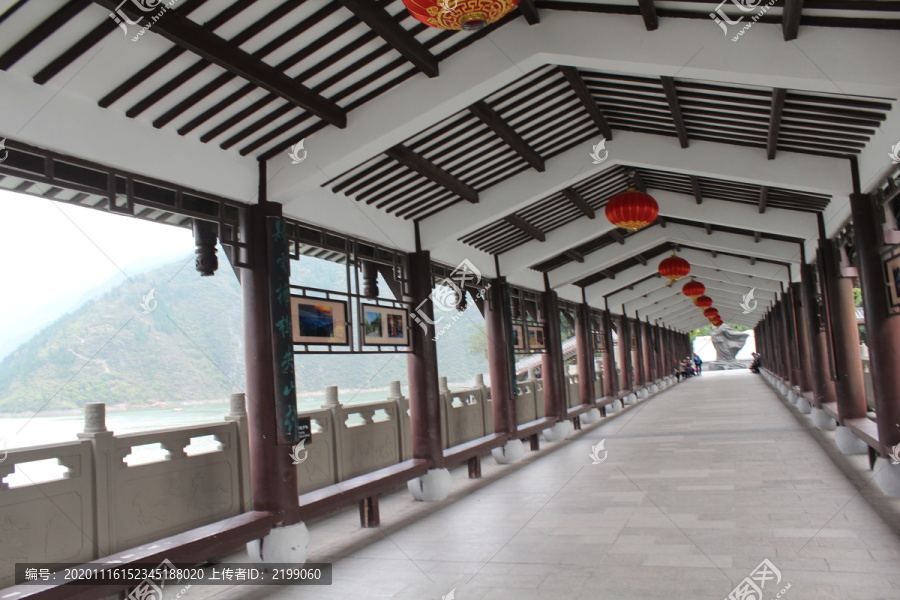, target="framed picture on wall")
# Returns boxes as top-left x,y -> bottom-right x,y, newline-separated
512,324 -> 525,349
885,253 -> 900,311
527,325 -> 546,349
290,296 -> 349,345
361,304 -> 410,346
